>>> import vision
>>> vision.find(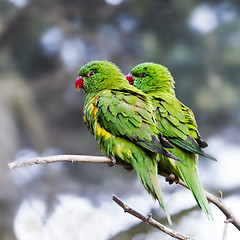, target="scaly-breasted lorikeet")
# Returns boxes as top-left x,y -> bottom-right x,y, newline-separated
126,62 -> 216,220
75,61 -> 182,225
